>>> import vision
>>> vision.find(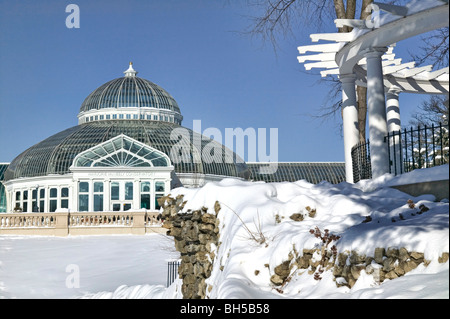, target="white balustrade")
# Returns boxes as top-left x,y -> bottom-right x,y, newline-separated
0,211 -> 164,236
